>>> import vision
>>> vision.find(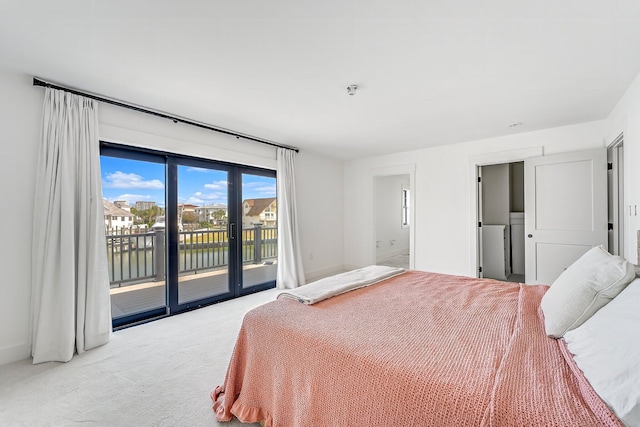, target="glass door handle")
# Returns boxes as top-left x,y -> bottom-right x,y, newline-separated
228,222 -> 235,240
